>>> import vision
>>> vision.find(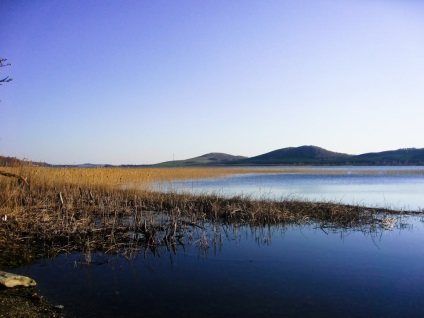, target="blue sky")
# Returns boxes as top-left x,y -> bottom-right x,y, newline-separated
1,0 -> 423,164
